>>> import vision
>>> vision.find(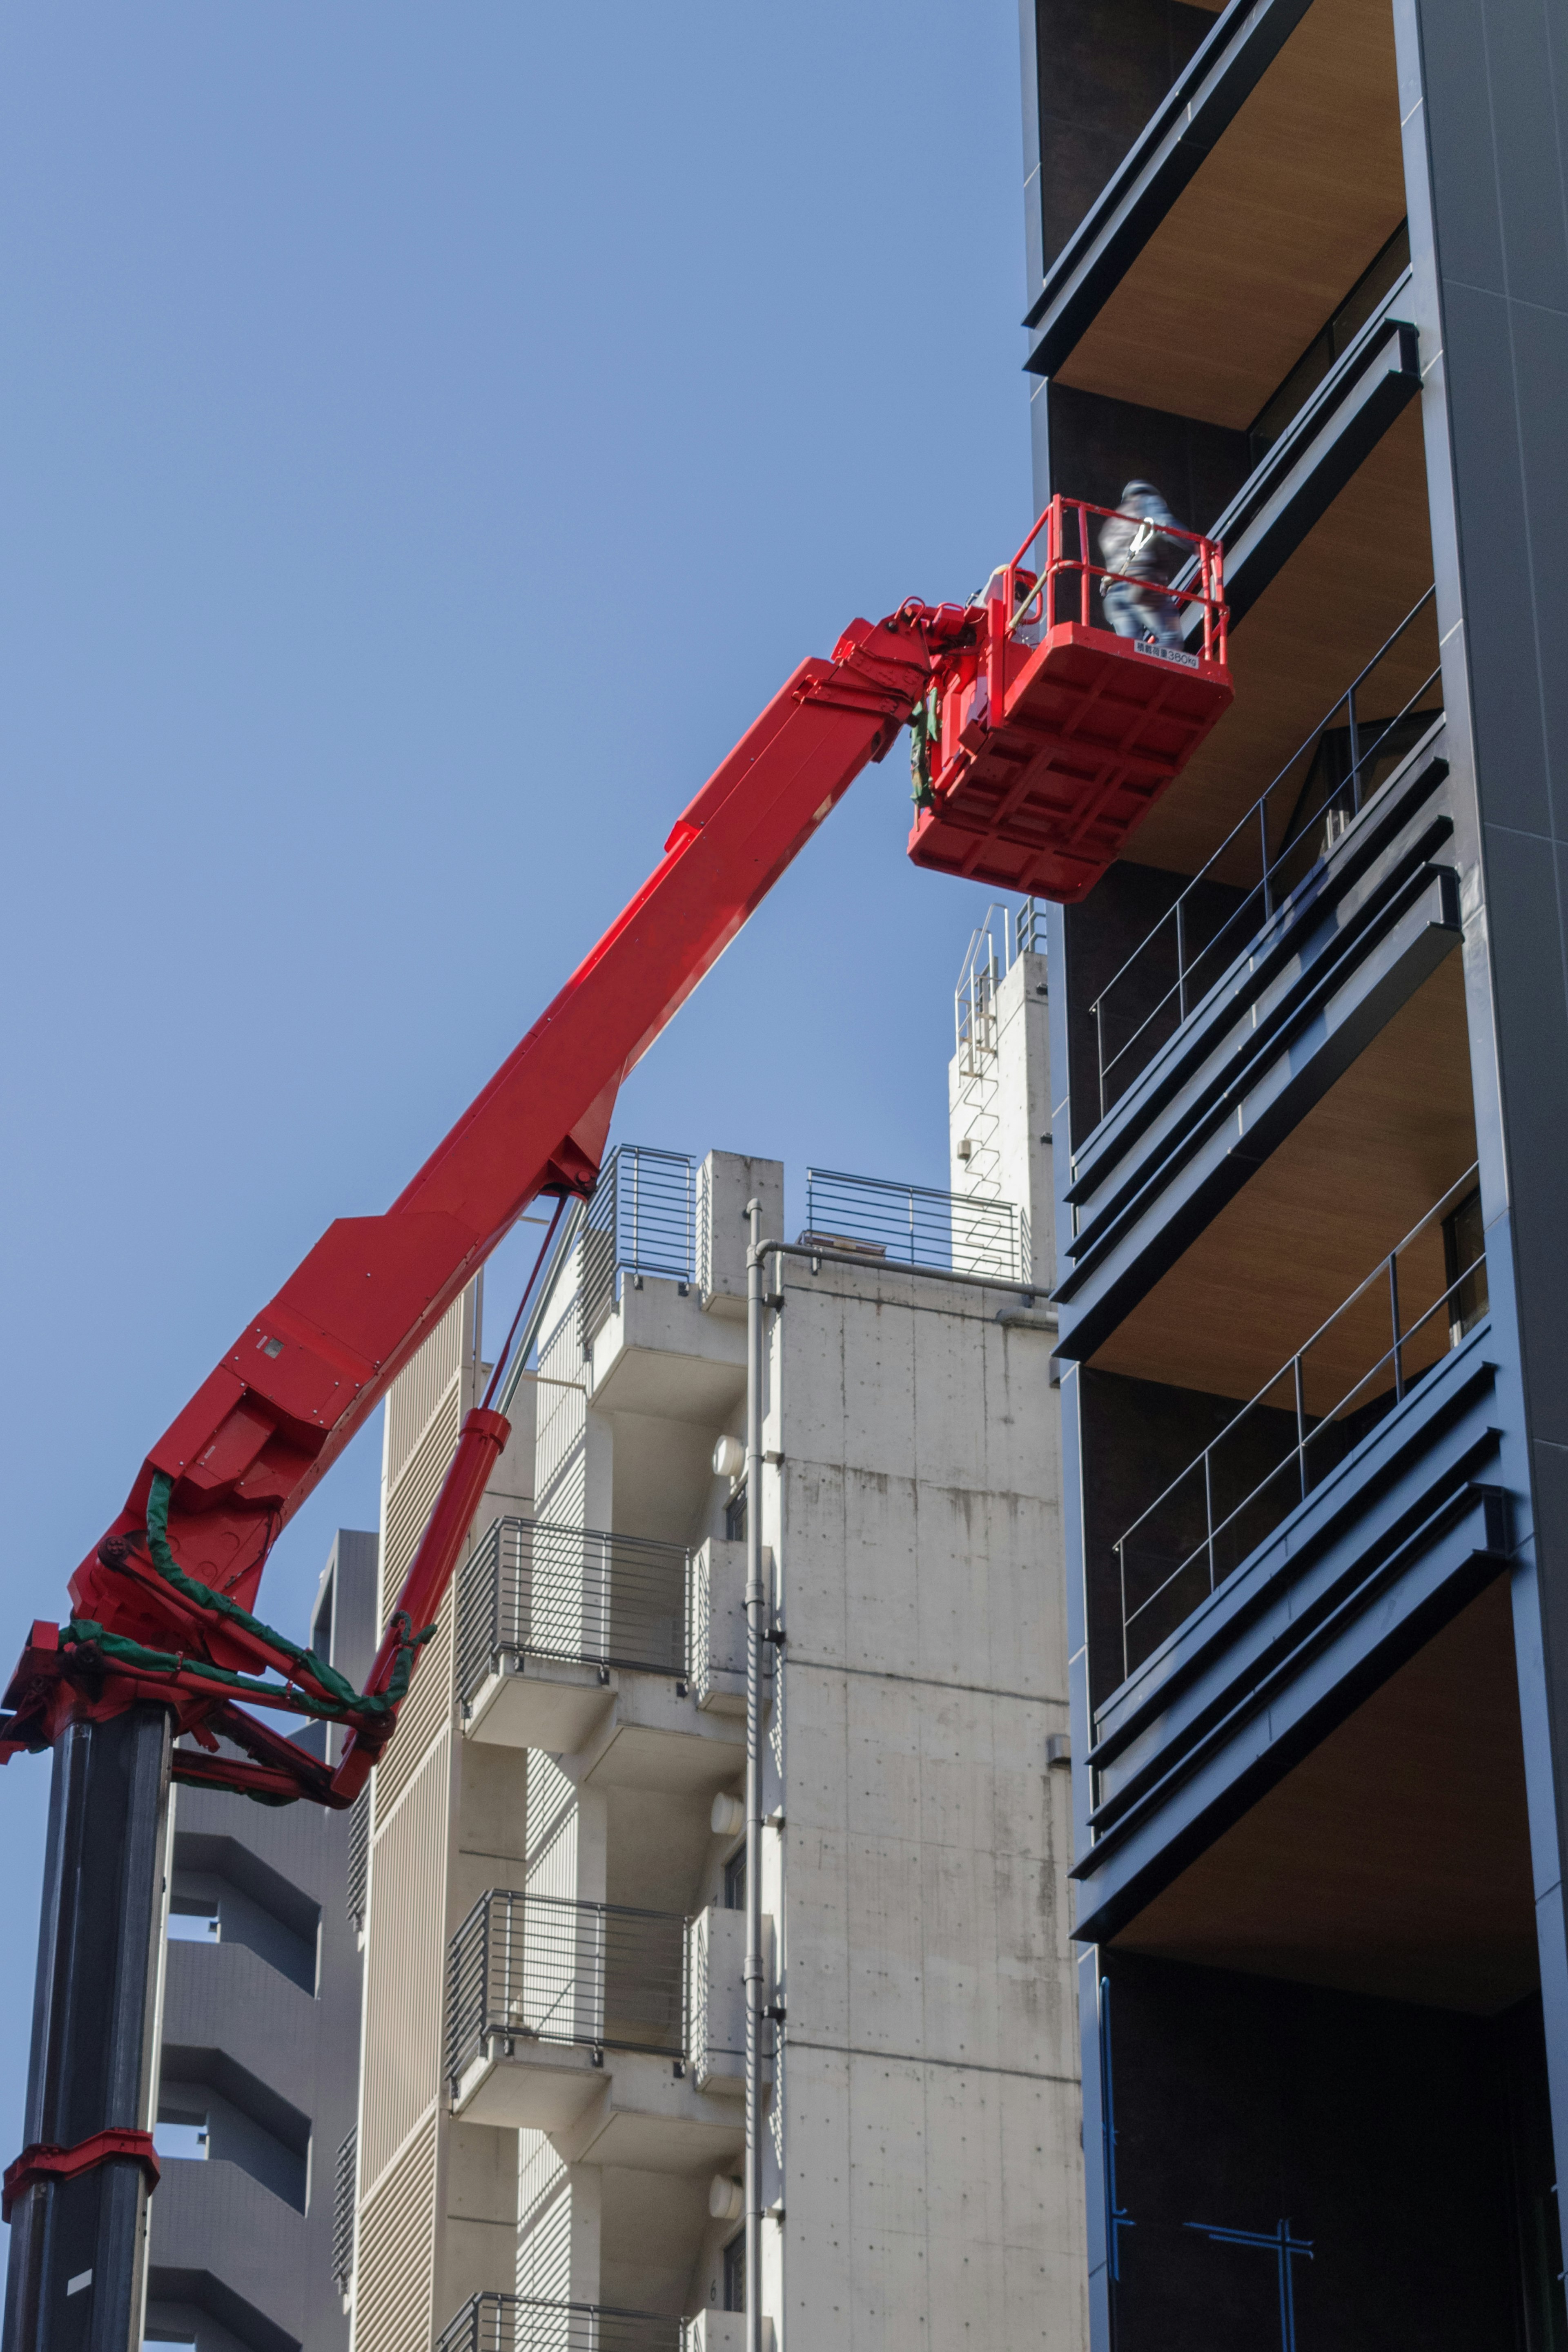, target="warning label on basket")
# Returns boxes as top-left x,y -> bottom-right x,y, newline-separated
1138,640 -> 1201,670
